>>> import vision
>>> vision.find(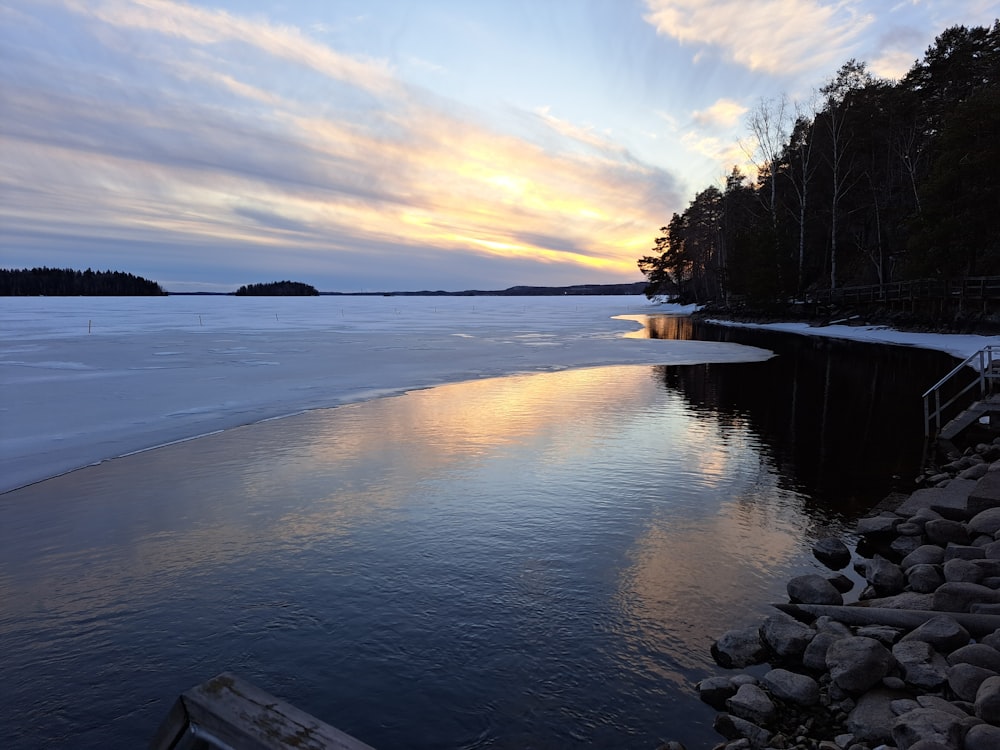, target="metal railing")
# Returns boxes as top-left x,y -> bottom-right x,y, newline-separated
923,345 -> 1000,437
812,276 -> 1000,308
